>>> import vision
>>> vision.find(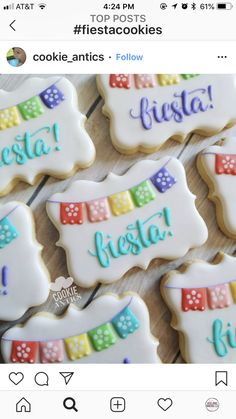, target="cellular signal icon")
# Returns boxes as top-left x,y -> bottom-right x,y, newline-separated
38,3 -> 46,9
3,3 -> 14,9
